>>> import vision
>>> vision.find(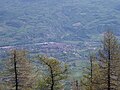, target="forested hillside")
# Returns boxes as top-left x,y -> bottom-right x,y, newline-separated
0,0 -> 120,62
0,0 -> 120,45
